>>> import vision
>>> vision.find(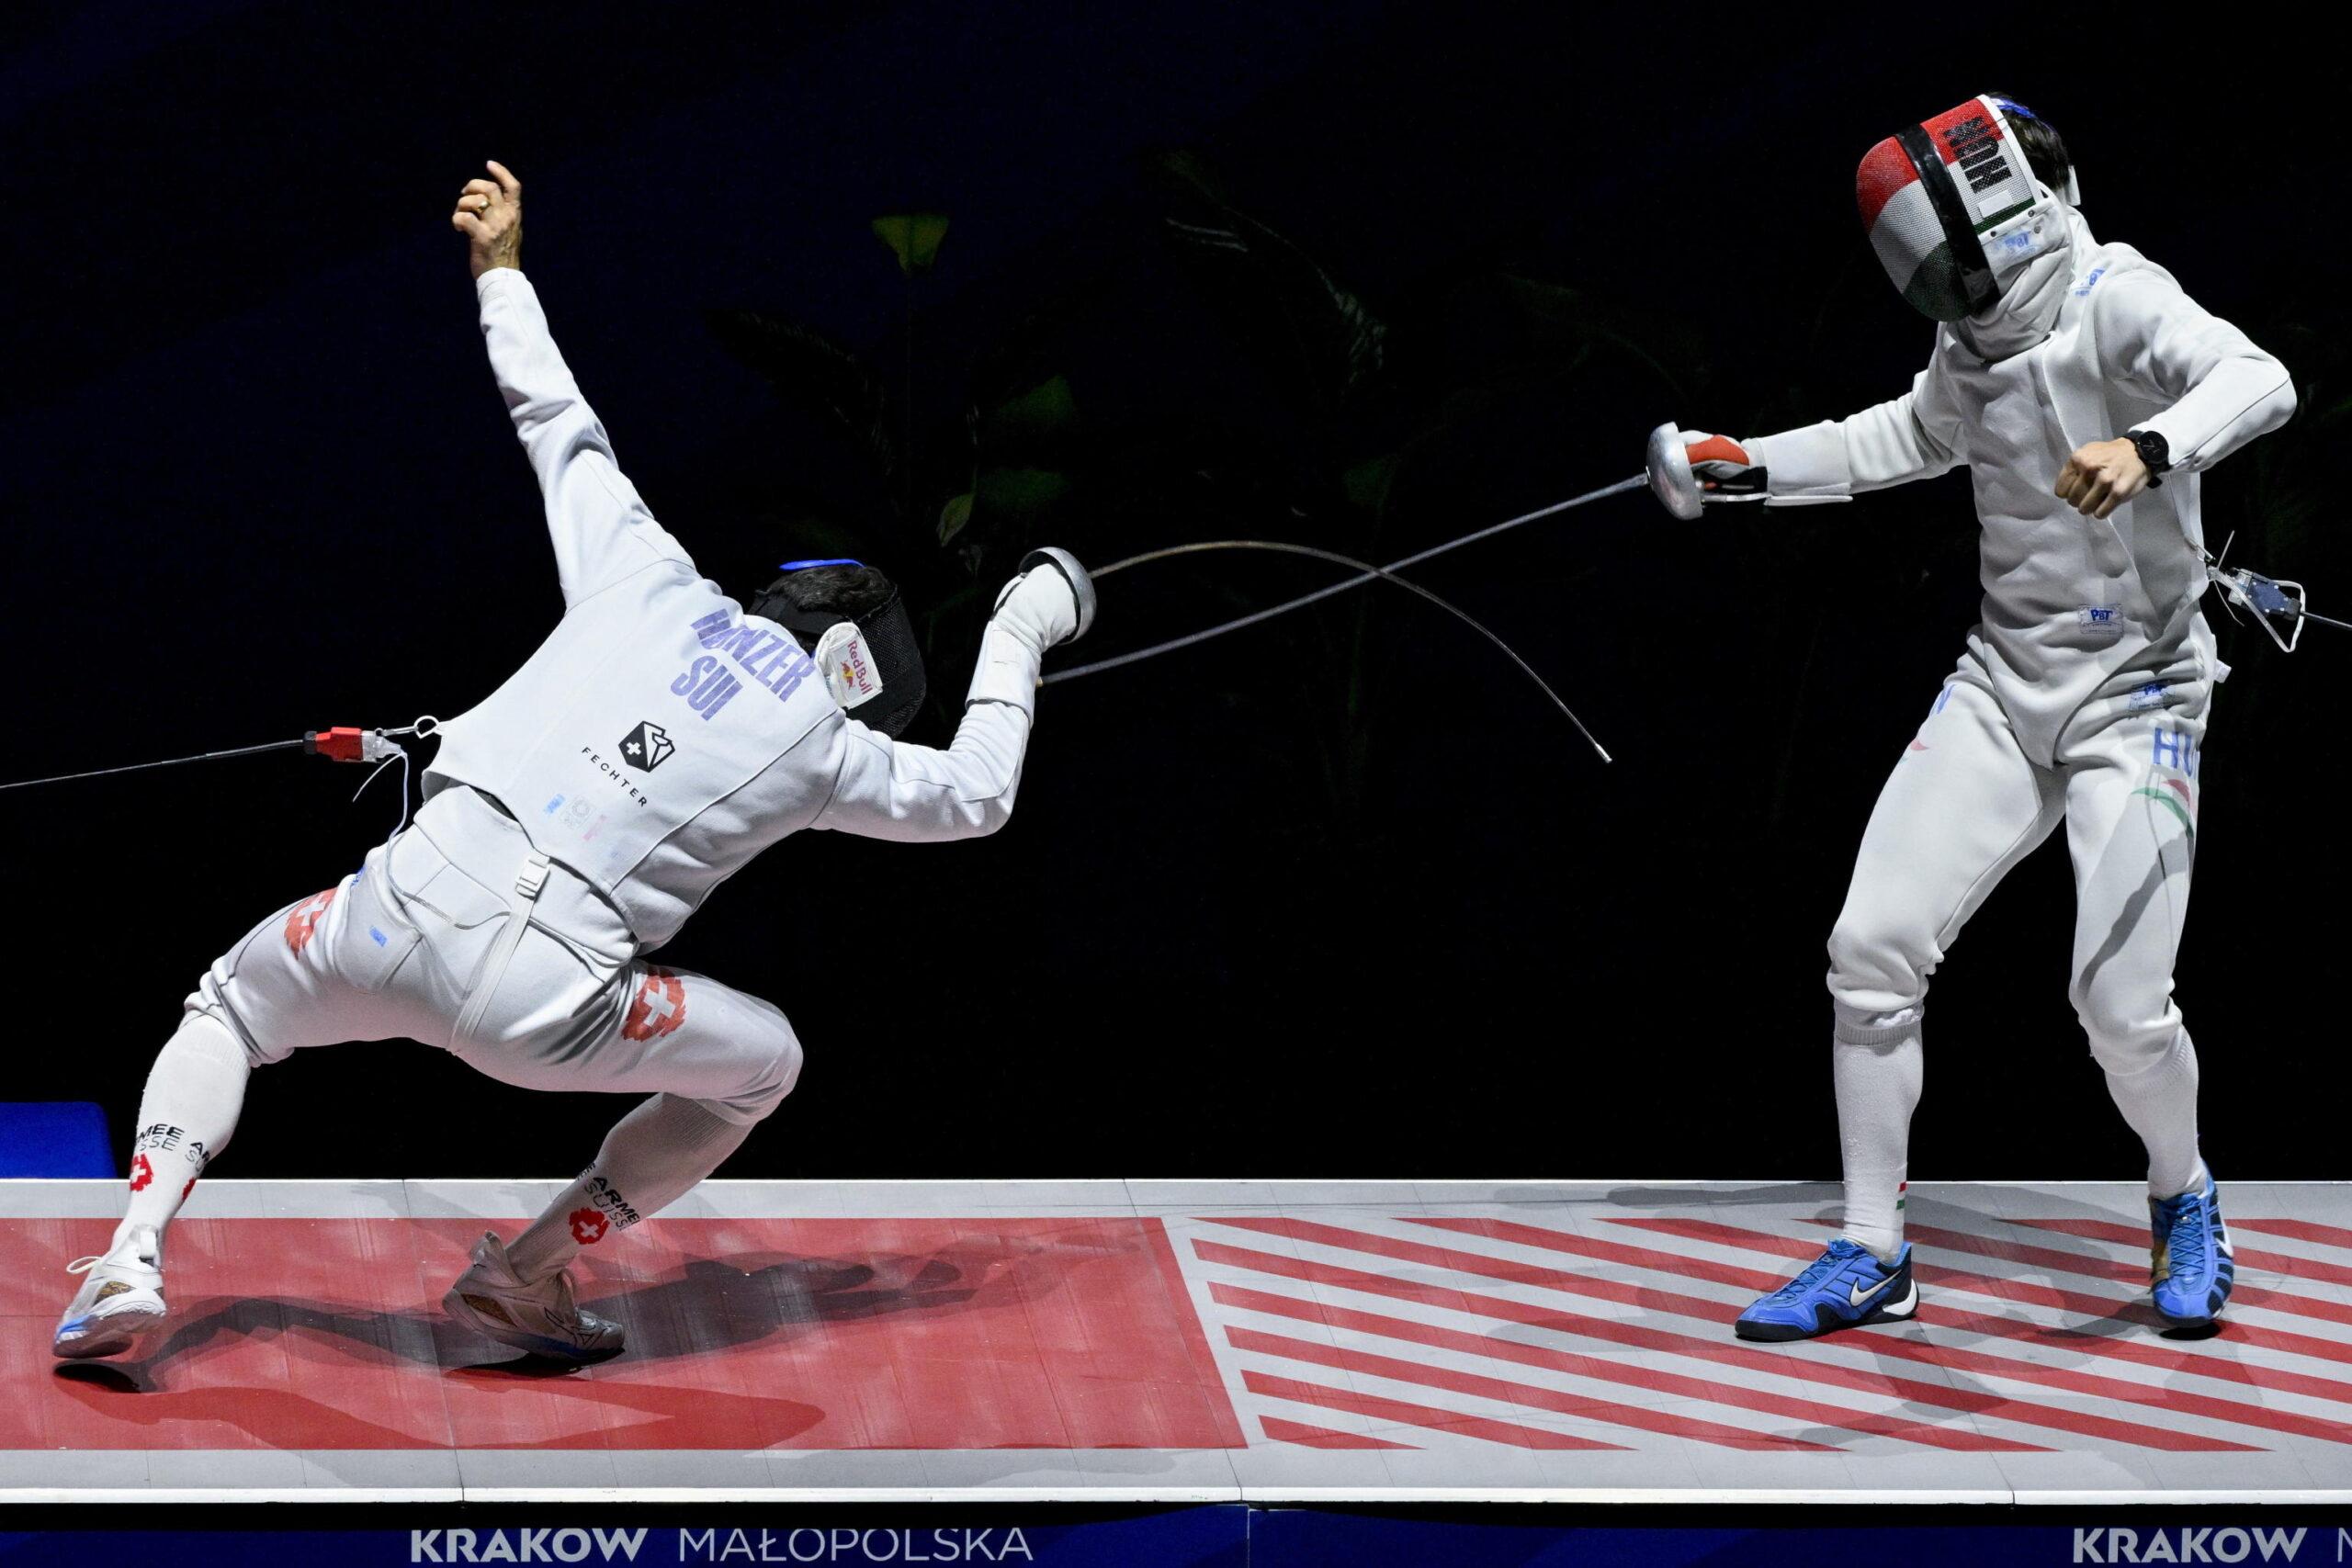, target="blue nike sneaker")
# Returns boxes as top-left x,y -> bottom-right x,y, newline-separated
1735,1237 -> 1917,1342
2150,1173 -> 2234,1328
